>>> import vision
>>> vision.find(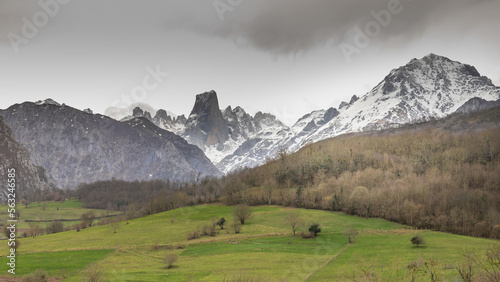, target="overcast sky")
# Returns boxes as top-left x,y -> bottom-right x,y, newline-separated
1,0 -> 499,125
